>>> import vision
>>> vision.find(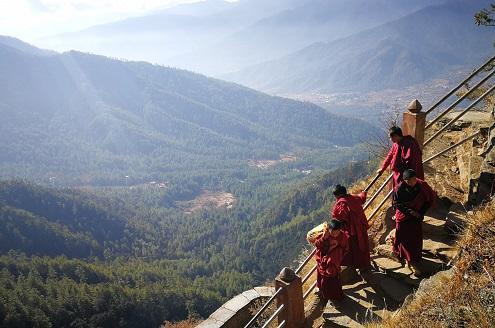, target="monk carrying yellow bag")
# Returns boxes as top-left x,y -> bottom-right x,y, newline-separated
307,222 -> 329,245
